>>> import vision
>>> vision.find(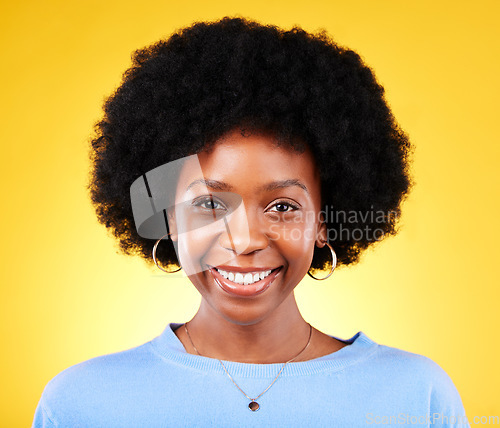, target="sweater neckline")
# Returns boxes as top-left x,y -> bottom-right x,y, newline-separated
150,322 -> 379,378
